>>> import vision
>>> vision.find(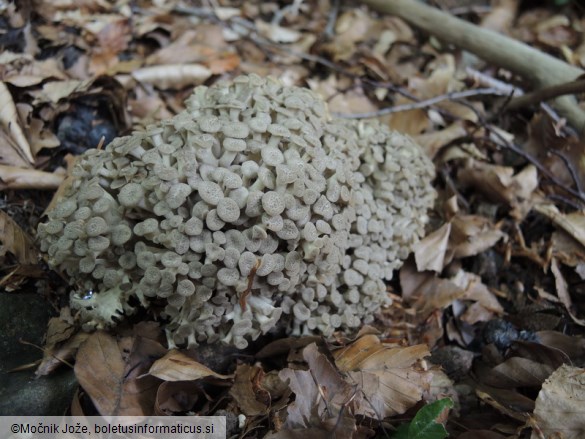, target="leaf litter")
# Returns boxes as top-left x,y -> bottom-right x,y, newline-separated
1,0 -> 585,437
